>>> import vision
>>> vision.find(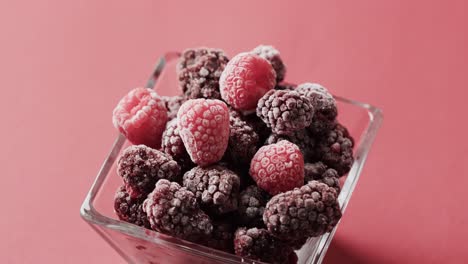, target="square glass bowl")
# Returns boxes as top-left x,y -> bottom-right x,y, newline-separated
80,52 -> 383,264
